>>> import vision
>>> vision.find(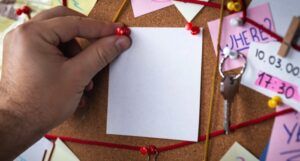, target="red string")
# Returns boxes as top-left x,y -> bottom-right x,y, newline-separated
239,0 -> 247,20
45,108 -> 294,153
157,107 -> 294,152
175,0 -> 300,52
244,17 -> 282,42
174,0 -> 223,9
62,0 -> 67,7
